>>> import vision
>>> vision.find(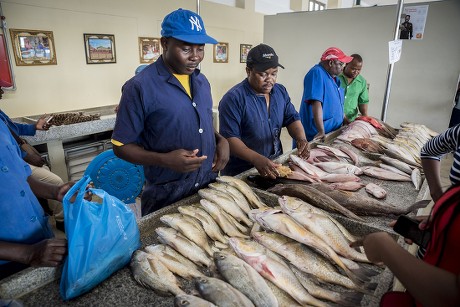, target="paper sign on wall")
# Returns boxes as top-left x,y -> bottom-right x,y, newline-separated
388,40 -> 402,64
